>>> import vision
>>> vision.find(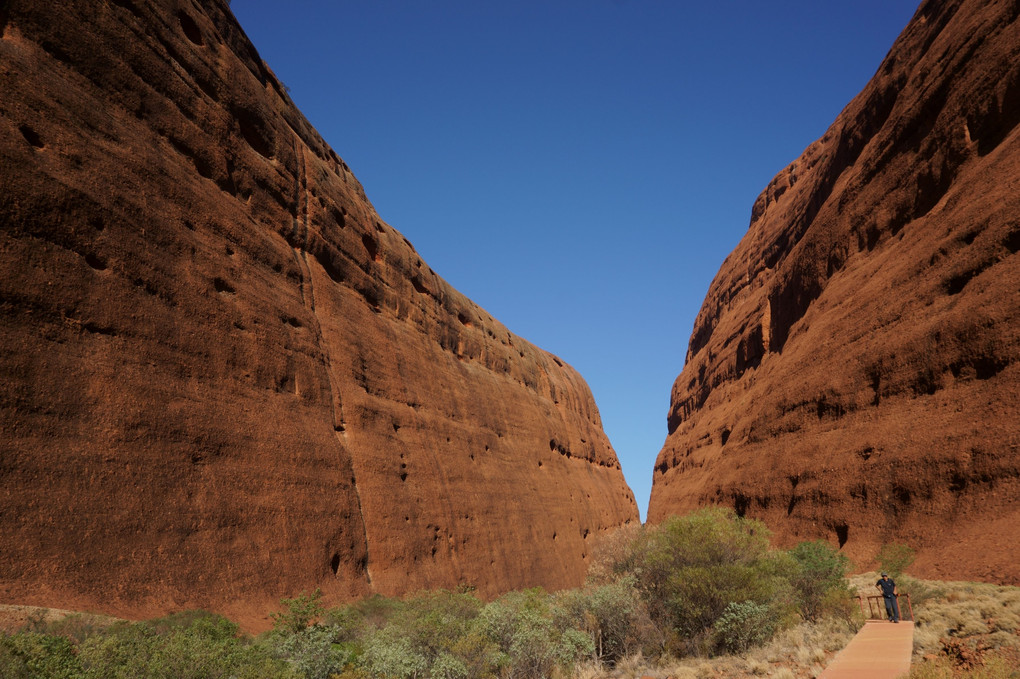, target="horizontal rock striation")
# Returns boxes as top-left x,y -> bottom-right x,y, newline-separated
650,0 -> 1020,583
0,0 -> 637,627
